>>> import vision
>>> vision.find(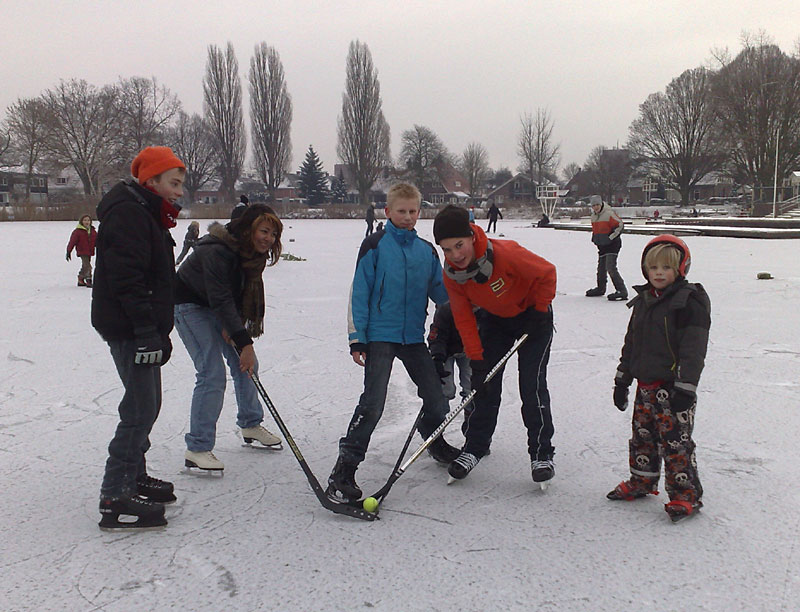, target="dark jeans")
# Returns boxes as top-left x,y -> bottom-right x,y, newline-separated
338,342 -> 449,465
487,218 -> 498,232
100,339 -> 162,497
596,252 -> 626,293
464,308 -> 555,460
